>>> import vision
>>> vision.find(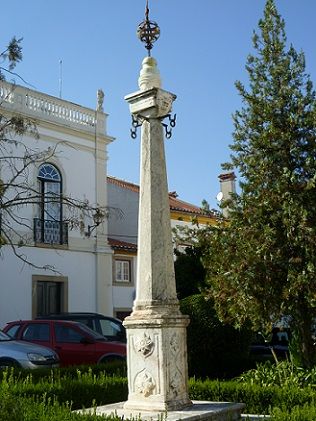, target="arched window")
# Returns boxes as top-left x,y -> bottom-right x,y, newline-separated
38,163 -> 62,222
34,163 -> 68,245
